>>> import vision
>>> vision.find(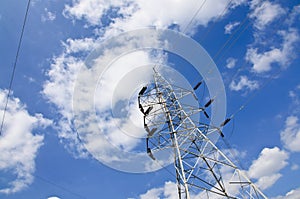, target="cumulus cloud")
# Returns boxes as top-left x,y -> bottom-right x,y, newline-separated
43,0 -> 245,169
255,173 -> 282,191
137,147 -> 268,198
42,31 -> 171,171
139,181 -> 177,199
0,90 -> 51,194
64,0 -> 245,33
224,21 -> 240,34
226,57 -> 237,68
246,28 -> 299,73
63,0 -> 126,25
229,75 -> 259,91
249,0 -> 285,30
280,116 -> 300,152
247,147 -> 289,190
